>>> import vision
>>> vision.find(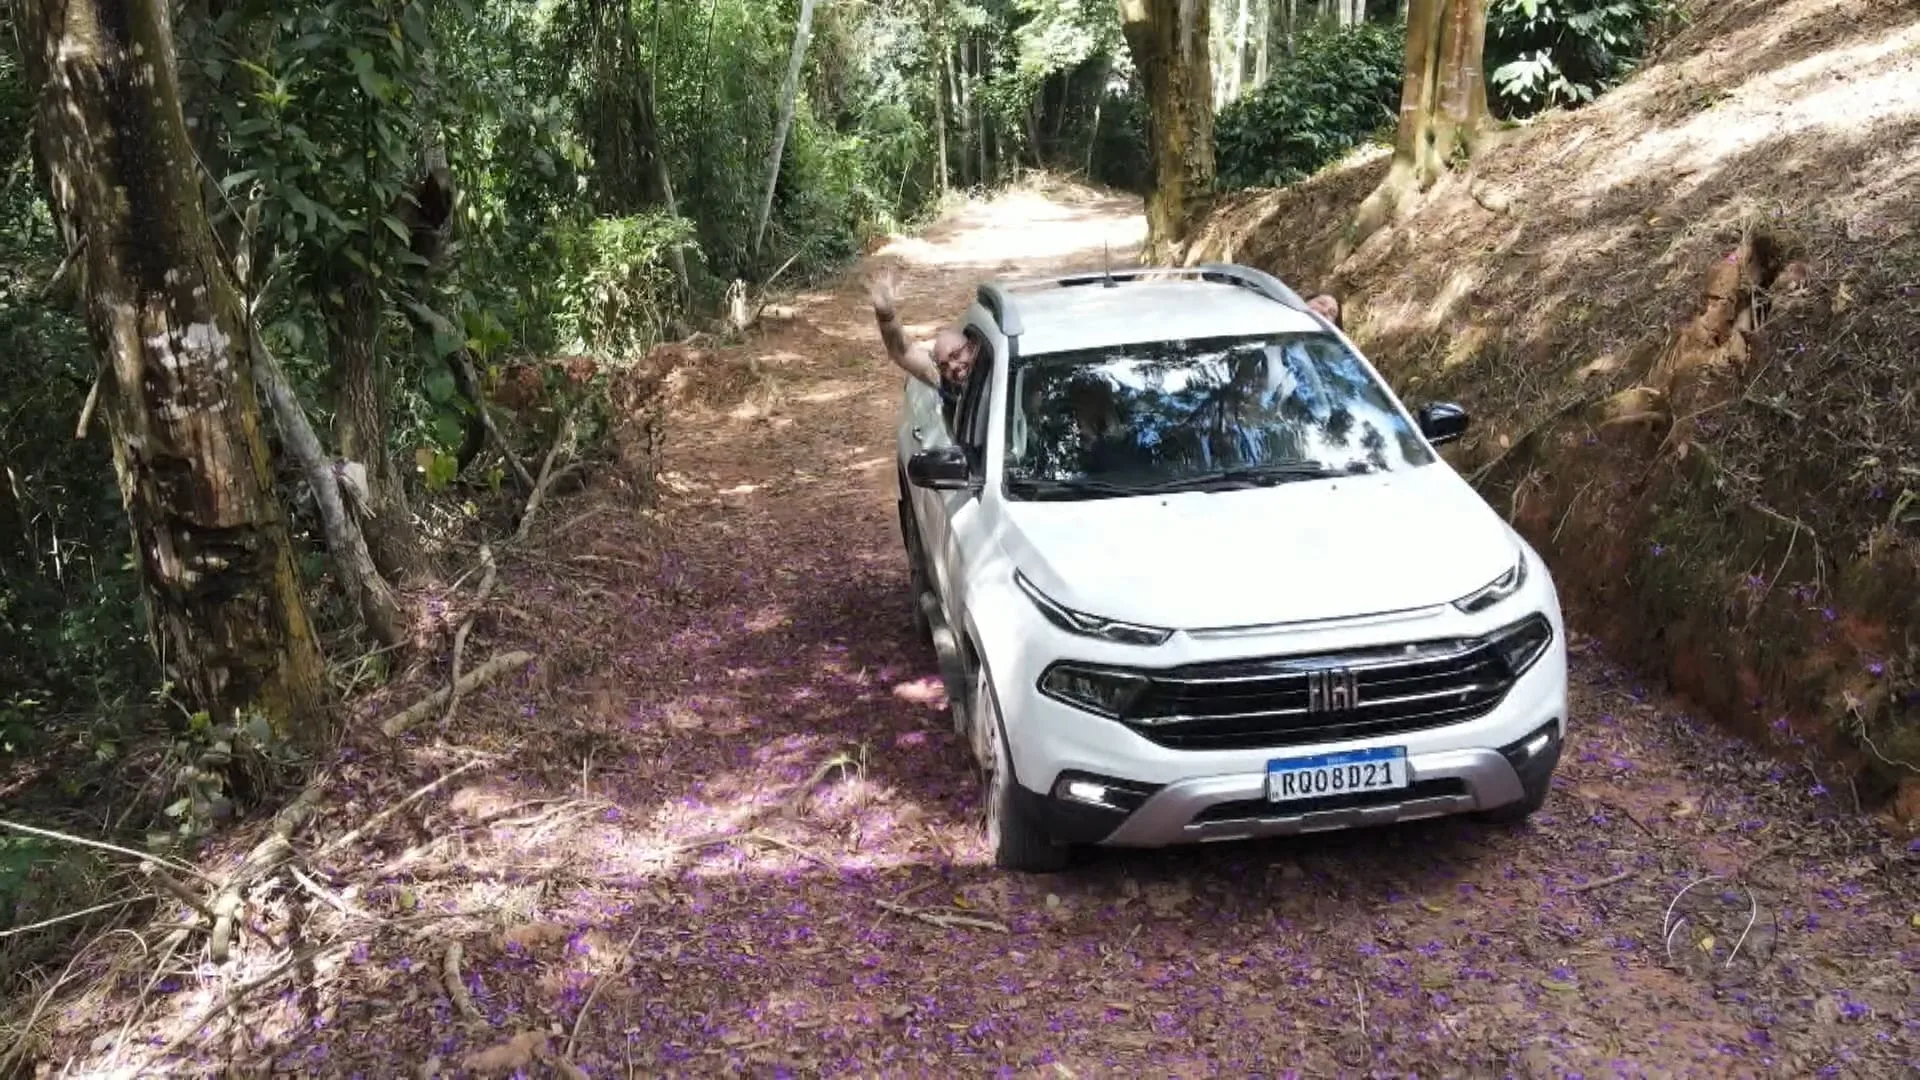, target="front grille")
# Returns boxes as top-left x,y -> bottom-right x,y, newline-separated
1119,636 -> 1517,751
1193,777 -> 1469,822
